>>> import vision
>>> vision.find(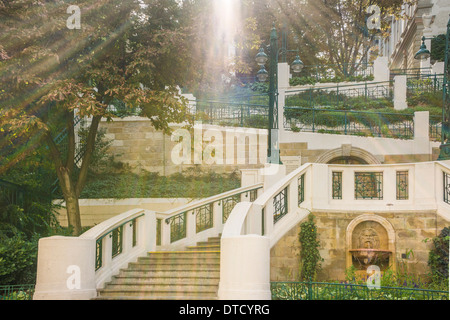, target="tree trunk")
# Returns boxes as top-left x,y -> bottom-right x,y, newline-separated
45,130 -> 83,236
65,192 -> 82,236
58,167 -> 82,236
